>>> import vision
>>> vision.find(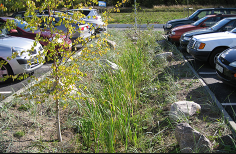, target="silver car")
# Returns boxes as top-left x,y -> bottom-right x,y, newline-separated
67,8 -> 107,34
0,34 -> 44,83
